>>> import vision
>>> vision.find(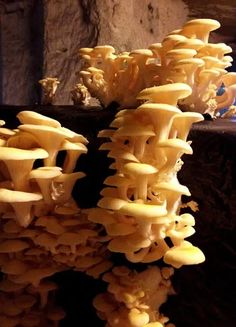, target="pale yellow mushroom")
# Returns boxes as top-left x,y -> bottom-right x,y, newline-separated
18,124 -> 72,166
0,188 -> 43,227
0,147 -> 48,191
163,240 -> 205,268
181,18 -> 220,43
60,139 -> 87,173
123,162 -> 158,200
170,112 -> 203,140
28,166 -> 62,204
17,111 -> 61,128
